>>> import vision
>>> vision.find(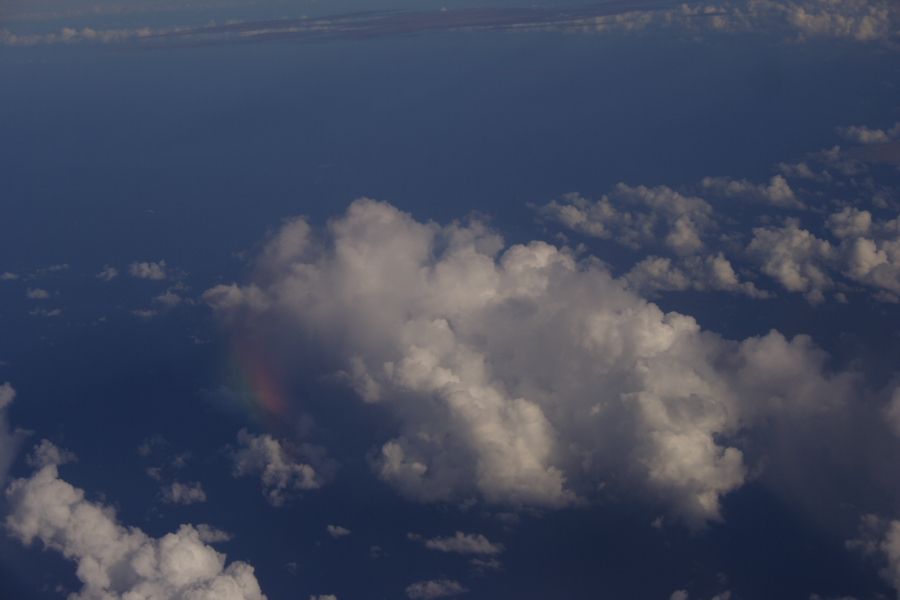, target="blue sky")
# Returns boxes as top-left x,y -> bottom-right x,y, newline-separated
2,1 -> 900,599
